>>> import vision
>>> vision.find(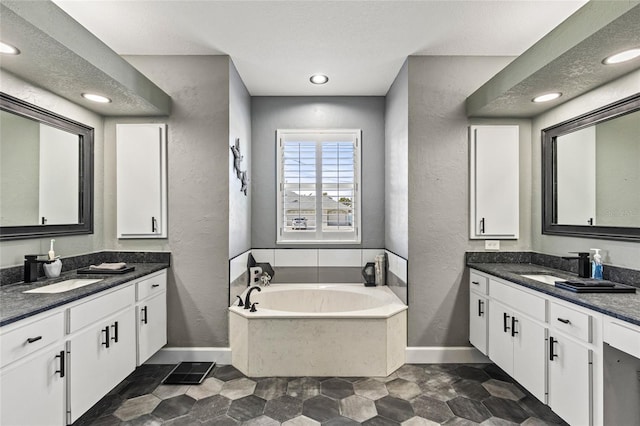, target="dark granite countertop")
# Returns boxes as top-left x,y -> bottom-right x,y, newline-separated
468,262 -> 640,327
0,263 -> 169,327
